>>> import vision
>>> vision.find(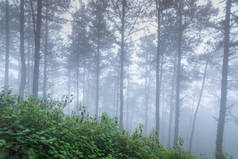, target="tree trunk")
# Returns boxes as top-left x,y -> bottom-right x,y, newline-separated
126,66 -> 130,129
113,77 -> 116,117
174,0 -> 182,146
27,40 -> 31,95
155,0 -> 161,137
189,59 -> 208,153
43,0 -> 49,100
119,0 -> 126,129
82,63 -> 85,106
144,74 -> 151,136
168,59 -> 176,147
67,69 -> 71,95
144,51 -> 151,136
76,64 -> 79,107
4,0 -> 9,90
19,0 -> 26,99
67,68 -> 71,114
216,0 -> 231,158
95,30 -> 100,118
32,0 -> 43,97
160,51 -> 165,142
116,75 -> 119,118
